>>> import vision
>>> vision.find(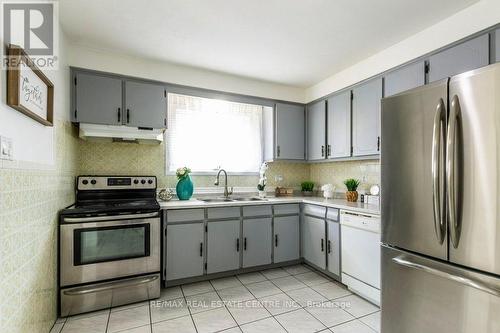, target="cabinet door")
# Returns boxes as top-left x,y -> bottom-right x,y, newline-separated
429,34 -> 489,82
274,215 -> 300,263
352,78 -> 382,156
125,81 -> 166,129
74,72 -> 123,125
242,218 -> 272,268
207,220 -> 241,274
496,29 -> 500,63
384,61 -> 425,97
302,215 -> 326,269
327,91 -> 351,158
307,100 -> 326,160
327,221 -> 340,276
166,223 -> 204,280
275,103 -> 305,160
